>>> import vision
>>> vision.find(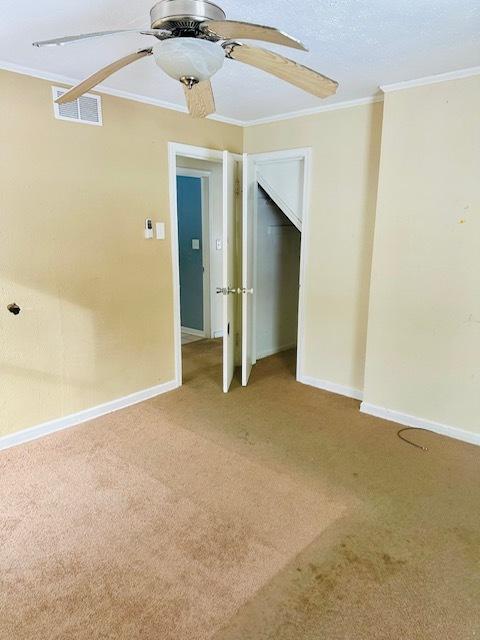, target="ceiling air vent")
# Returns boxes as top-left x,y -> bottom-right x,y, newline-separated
52,86 -> 103,126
